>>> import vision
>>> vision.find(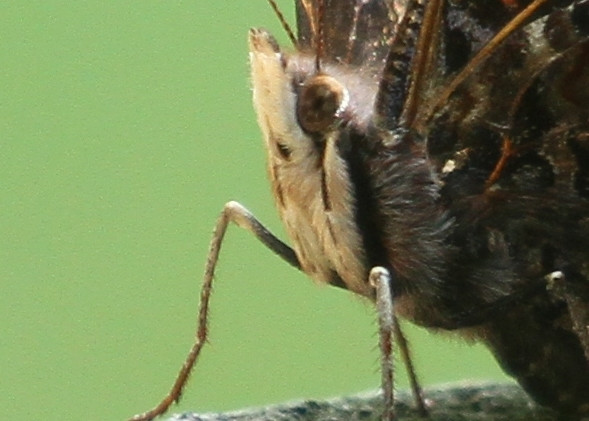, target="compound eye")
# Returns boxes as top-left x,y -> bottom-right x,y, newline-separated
296,74 -> 349,134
